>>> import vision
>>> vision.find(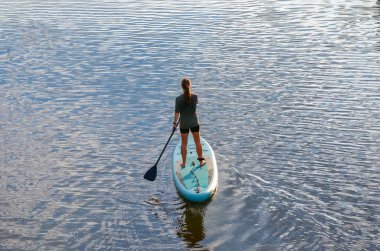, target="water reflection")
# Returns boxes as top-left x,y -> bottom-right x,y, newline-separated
177,203 -> 207,250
